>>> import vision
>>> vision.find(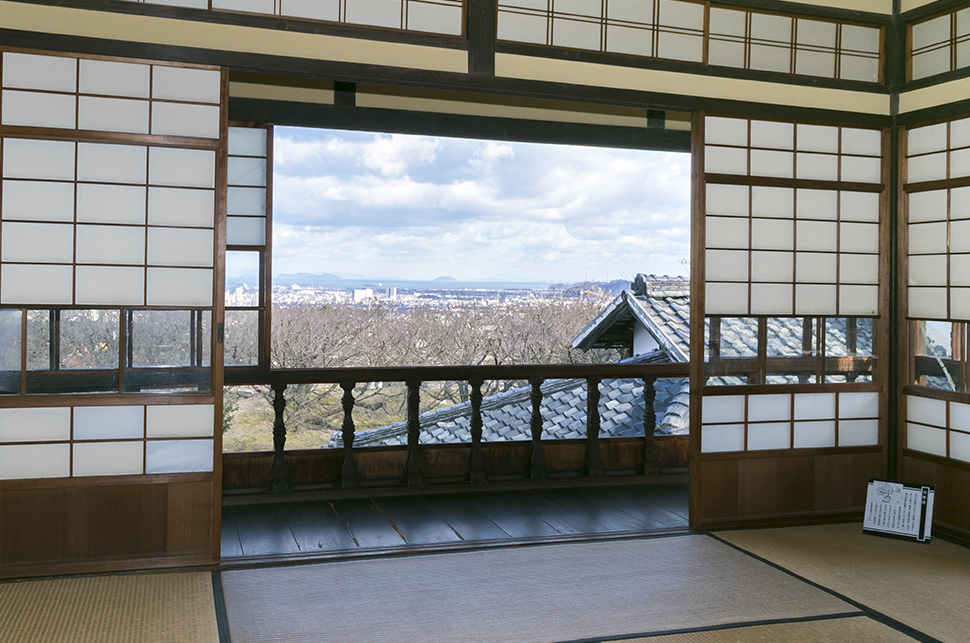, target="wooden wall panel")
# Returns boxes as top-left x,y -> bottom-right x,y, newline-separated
421,446 -> 472,480
543,442 -> 586,475
601,439 -> 643,472
902,454 -> 970,542
355,449 -> 407,485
